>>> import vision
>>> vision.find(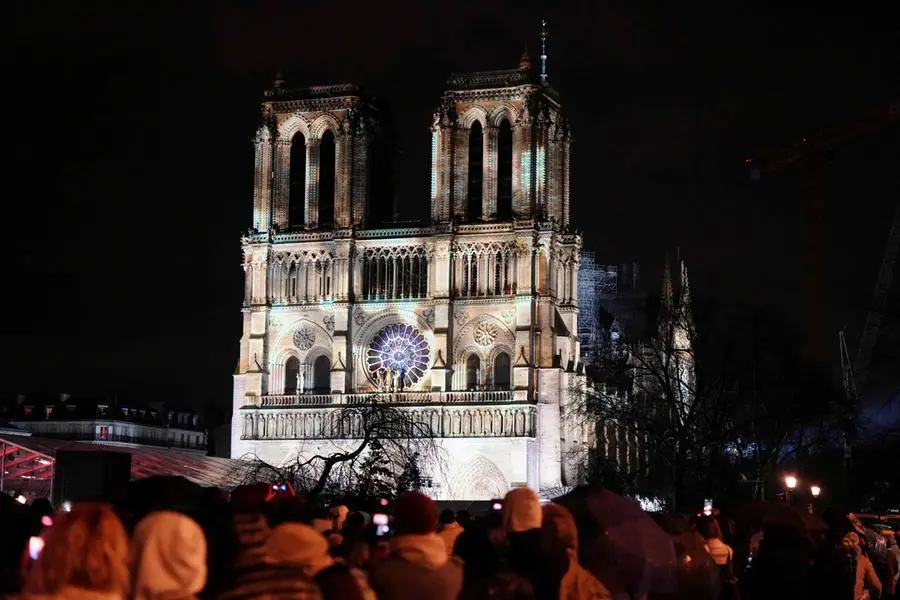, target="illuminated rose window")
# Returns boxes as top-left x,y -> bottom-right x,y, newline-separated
366,323 -> 431,388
